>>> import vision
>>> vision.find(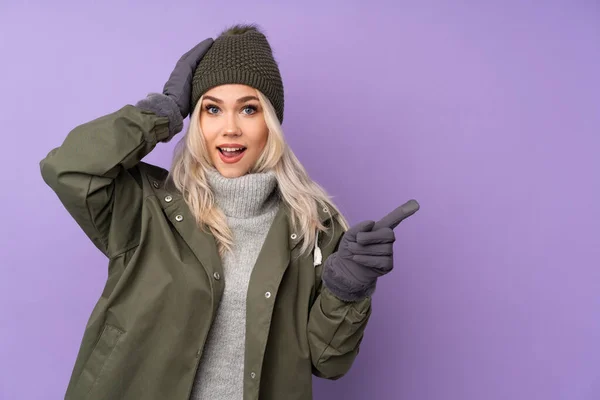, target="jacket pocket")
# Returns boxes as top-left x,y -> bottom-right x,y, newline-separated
72,323 -> 125,399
